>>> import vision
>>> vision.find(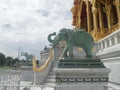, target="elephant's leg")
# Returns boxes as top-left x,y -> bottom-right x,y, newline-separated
62,46 -> 68,58
84,48 -> 92,59
68,45 -> 73,58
